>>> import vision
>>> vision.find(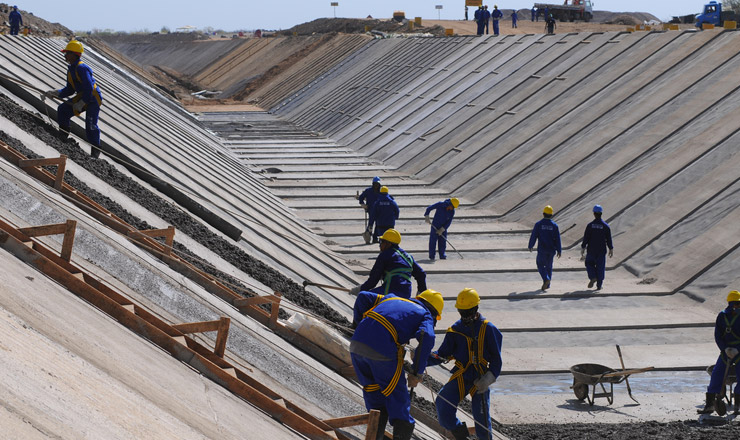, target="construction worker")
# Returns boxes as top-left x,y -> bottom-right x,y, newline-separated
44,40 -> 103,159
350,229 -> 426,299
350,289 -> 443,440
580,205 -> 613,290
511,10 -> 518,28
528,205 -> 562,291
545,13 -> 557,34
482,5 -> 491,34
424,197 -> 459,261
491,5 -> 503,36
531,6 -> 536,22
8,5 -> 22,35
367,186 -> 398,244
428,288 -> 502,440
474,6 -> 484,35
698,290 -> 740,415
359,177 -> 382,243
